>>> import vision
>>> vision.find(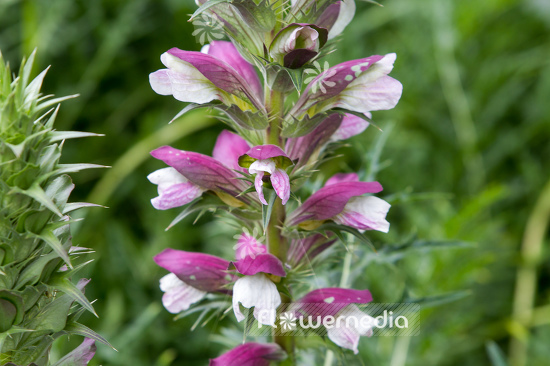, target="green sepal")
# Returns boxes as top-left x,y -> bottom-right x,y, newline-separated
315,222 -> 377,253
10,182 -> 63,217
261,191 -> 277,233
174,103 -> 268,130
189,0 -> 233,20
